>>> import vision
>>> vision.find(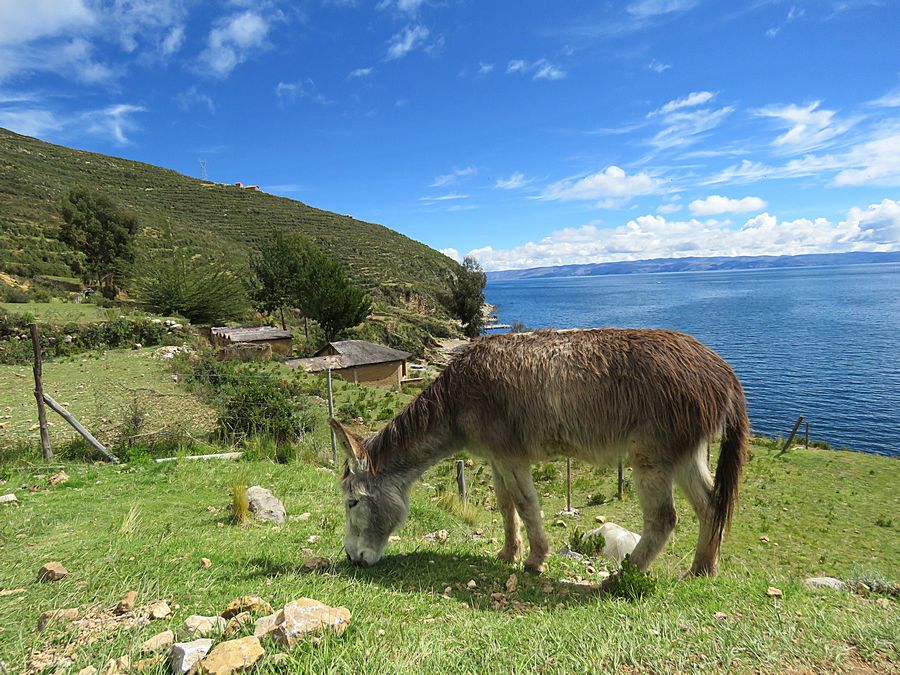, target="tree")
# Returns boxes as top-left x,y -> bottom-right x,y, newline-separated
445,256 -> 486,338
249,232 -> 309,330
303,251 -> 372,341
60,187 -> 138,294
